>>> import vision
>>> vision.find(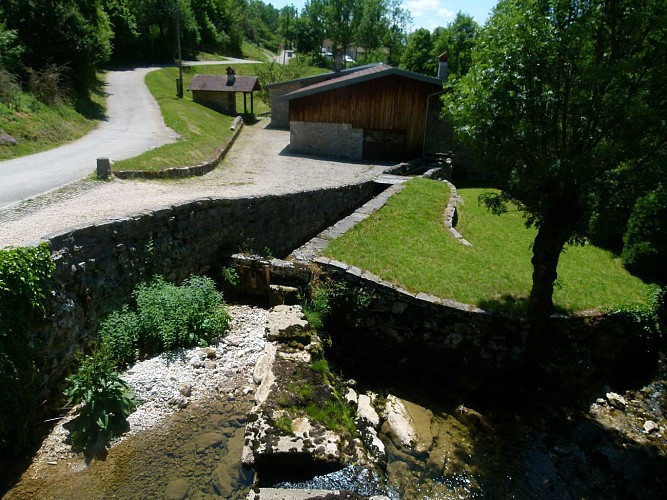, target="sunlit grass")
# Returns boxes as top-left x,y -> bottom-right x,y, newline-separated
324,177 -> 652,313
112,64 -> 269,171
0,74 -> 106,161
